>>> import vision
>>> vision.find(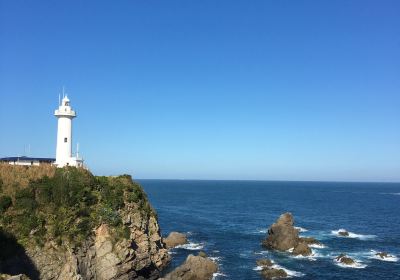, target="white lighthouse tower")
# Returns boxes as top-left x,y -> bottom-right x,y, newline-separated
54,94 -> 83,167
